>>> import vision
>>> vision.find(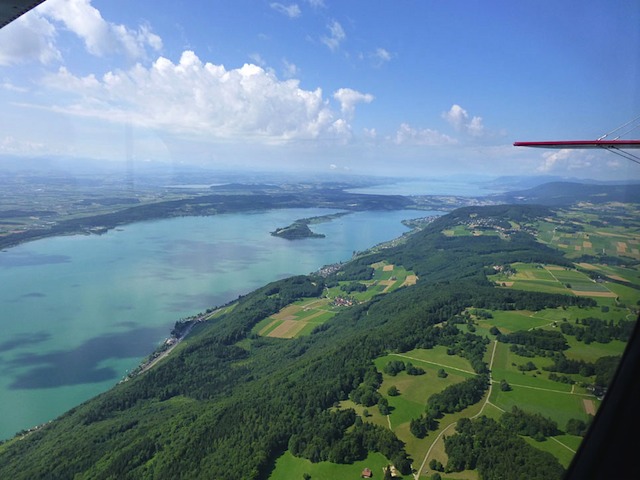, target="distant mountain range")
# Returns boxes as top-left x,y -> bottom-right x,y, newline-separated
485,181 -> 640,206
482,175 -> 640,191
